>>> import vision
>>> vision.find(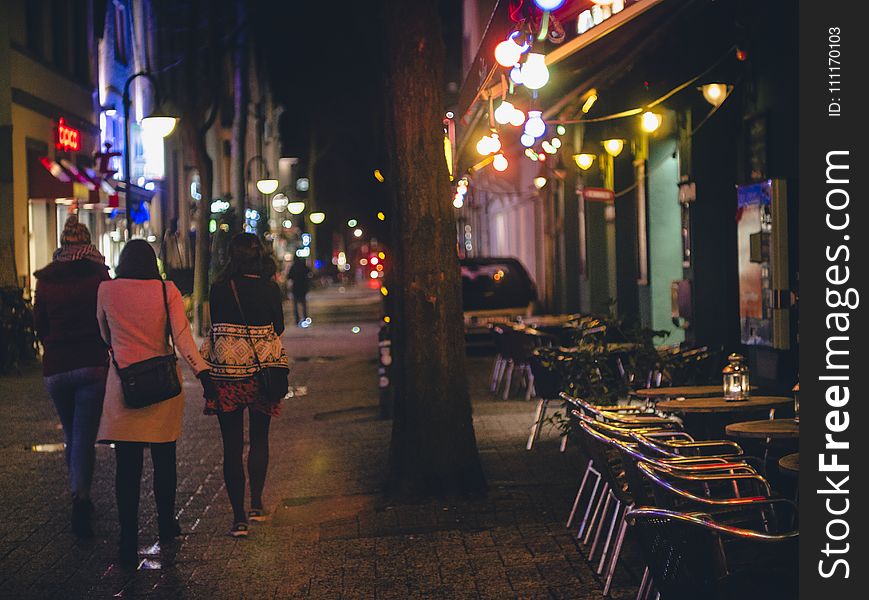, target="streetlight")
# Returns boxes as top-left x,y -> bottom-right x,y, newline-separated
245,155 -> 278,208
123,71 -> 177,240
